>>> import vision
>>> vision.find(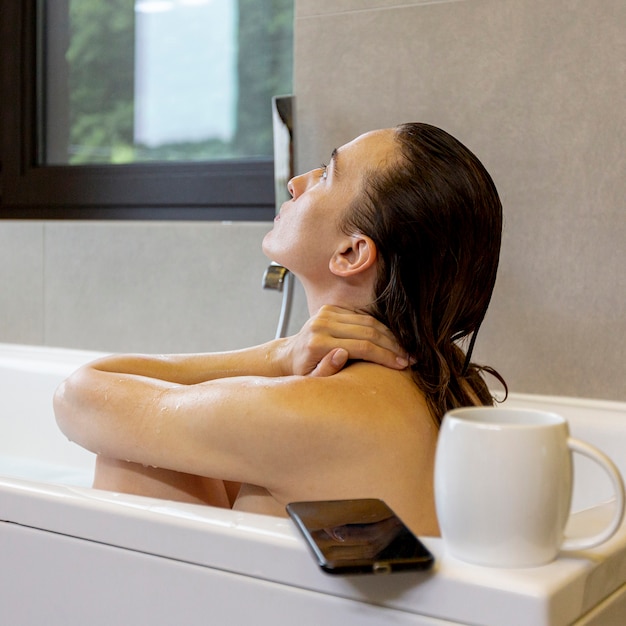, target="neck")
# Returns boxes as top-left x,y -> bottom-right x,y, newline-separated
300,275 -> 376,317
